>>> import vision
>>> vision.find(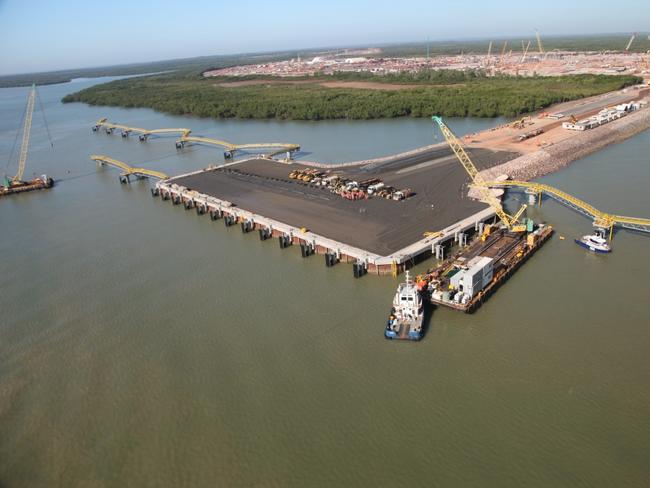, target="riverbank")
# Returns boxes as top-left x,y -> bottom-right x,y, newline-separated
477,101 -> 650,185
297,85 -> 650,192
